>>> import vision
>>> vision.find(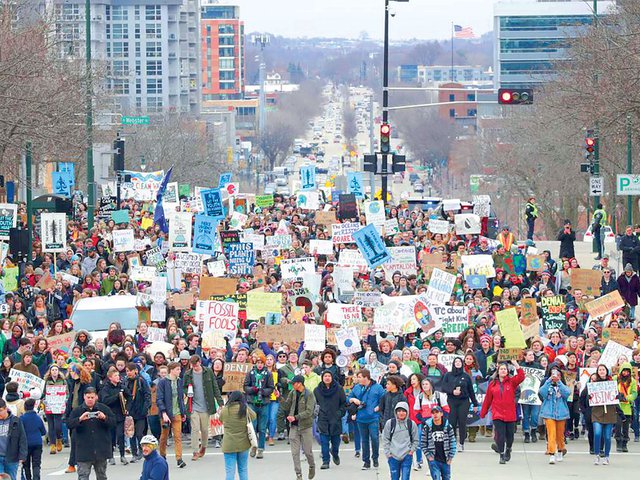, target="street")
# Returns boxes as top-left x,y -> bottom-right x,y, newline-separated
39,435 -> 639,479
